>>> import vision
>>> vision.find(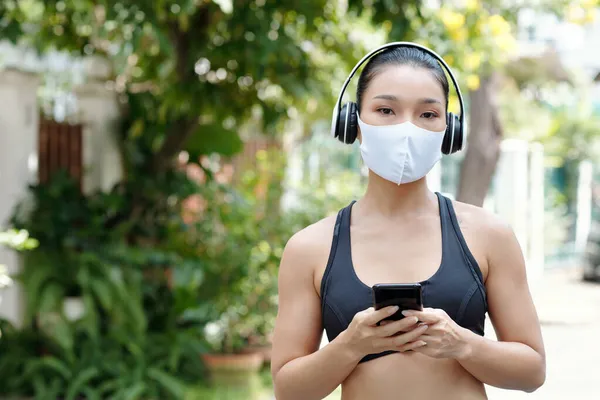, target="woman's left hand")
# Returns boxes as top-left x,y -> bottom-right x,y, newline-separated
401,308 -> 474,360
